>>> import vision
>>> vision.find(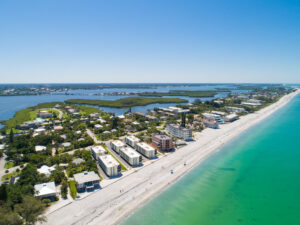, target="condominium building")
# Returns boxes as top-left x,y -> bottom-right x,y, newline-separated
202,113 -> 224,124
226,106 -> 246,113
125,136 -> 140,148
224,113 -> 239,122
91,145 -> 107,160
98,155 -> 121,177
166,124 -> 193,141
119,146 -> 142,166
202,119 -> 219,129
110,140 -> 126,153
152,134 -> 174,151
135,142 -> 156,159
